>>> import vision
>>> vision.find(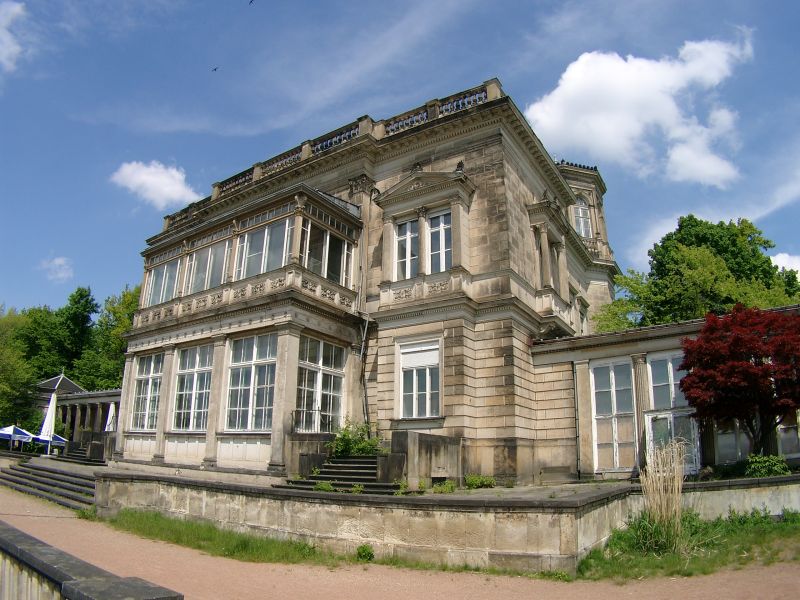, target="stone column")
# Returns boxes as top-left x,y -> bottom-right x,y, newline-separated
574,360 -> 594,478
268,325 -> 302,475
555,242 -> 569,299
450,199 -> 468,271
114,353 -> 136,459
381,216 -> 394,283
537,225 -> 551,288
416,207 -> 428,276
93,403 -> 104,433
289,194 -> 306,265
346,344 -> 364,424
72,405 -> 83,442
153,345 -> 177,463
203,335 -> 228,468
69,405 -> 79,442
631,353 -> 650,469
